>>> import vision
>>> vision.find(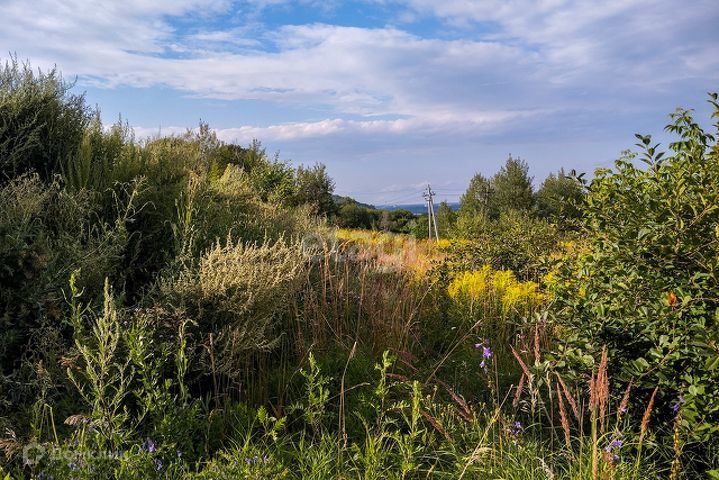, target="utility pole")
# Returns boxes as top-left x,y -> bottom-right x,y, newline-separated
423,184 -> 440,242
